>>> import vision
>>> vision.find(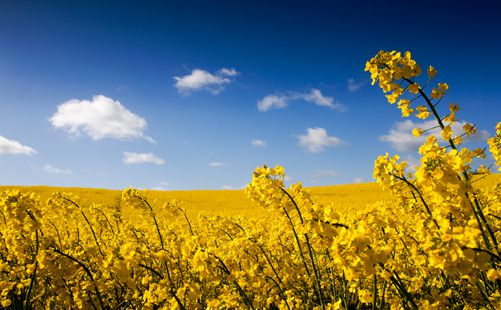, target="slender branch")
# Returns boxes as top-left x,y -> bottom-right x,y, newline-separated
139,263 -> 164,279
175,205 -> 194,236
281,206 -> 311,275
52,248 -> 105,309
280,187 -> 325,309
389,173 -> 440,230
59,196 -> 105,258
